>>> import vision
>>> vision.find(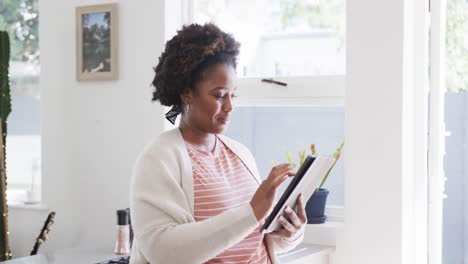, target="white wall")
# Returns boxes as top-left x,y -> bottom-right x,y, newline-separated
9,0 -> 166,257
339,0 -> 424,264
8,207 -> 49,257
